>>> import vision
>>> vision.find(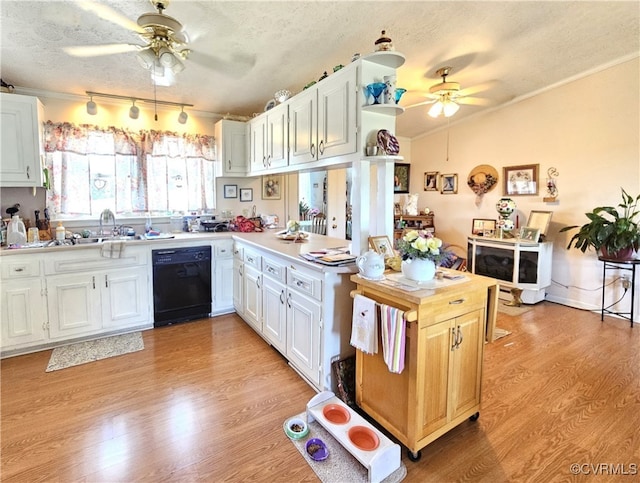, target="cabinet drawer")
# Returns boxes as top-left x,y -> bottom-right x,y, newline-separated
243,250 -> 262,270
233,244 -> 244,260
430,287 -> 485,323
287,267 -> 322,301
1,257 -> 41,279
263,257 -> 286,282
214,240 -> 234,258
